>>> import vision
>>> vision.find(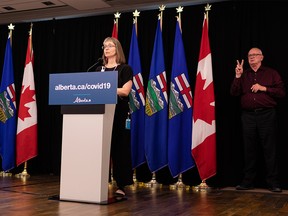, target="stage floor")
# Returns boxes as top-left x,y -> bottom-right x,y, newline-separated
0,174 -> 287,215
